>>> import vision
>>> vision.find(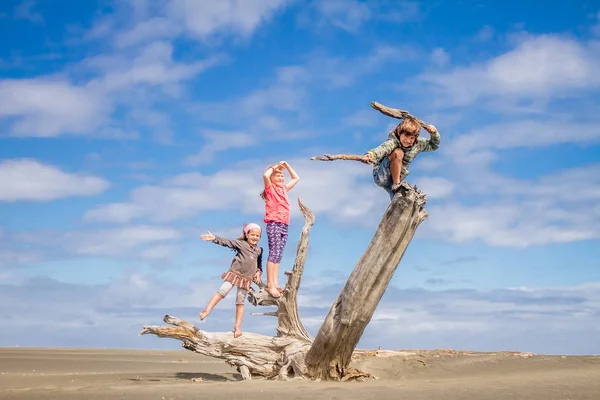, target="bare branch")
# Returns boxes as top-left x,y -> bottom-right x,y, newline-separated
311,154 -> 372,164
370,101 -> 427,126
